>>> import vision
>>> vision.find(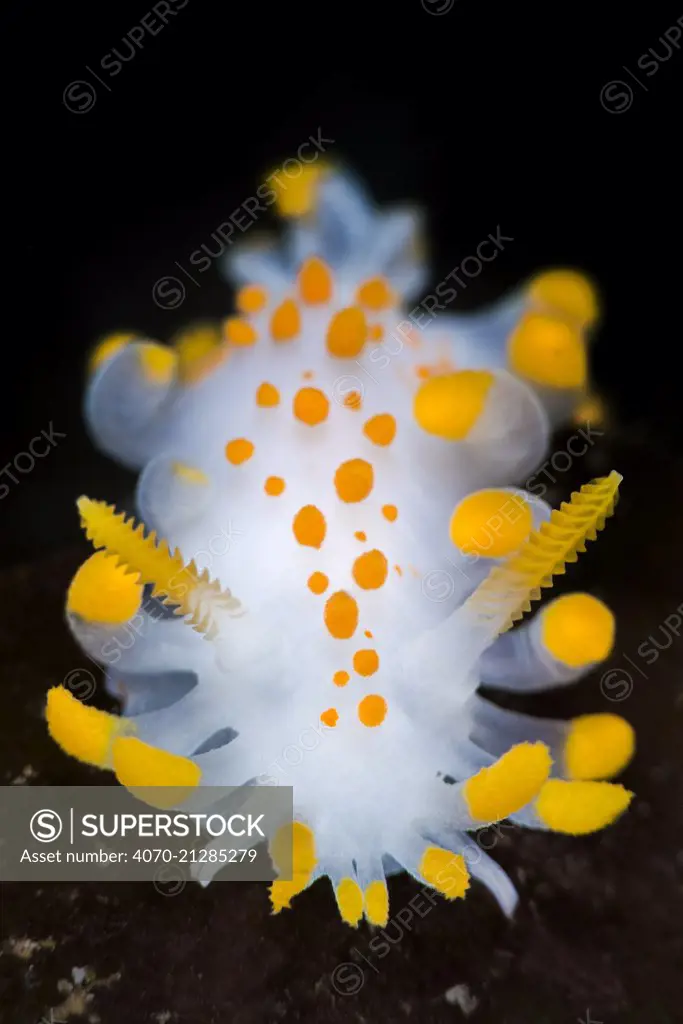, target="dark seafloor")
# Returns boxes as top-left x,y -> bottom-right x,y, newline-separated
1,428 -> 682,1024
